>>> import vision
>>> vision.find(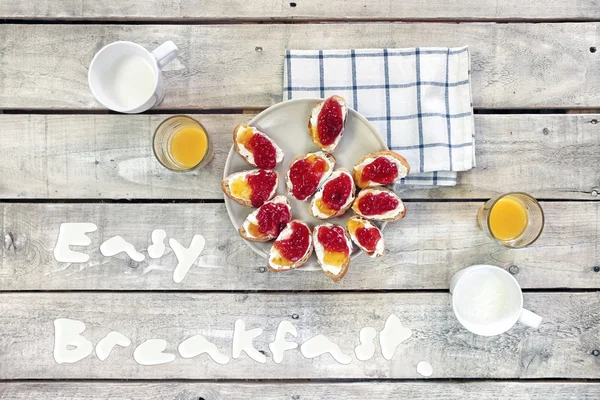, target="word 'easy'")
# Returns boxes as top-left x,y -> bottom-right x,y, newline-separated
53,223 -> 205,283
